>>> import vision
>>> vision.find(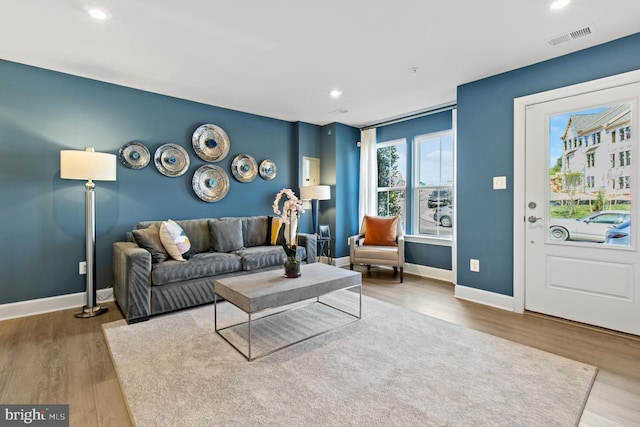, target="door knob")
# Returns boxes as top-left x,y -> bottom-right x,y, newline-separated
528,216 -> 544,223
